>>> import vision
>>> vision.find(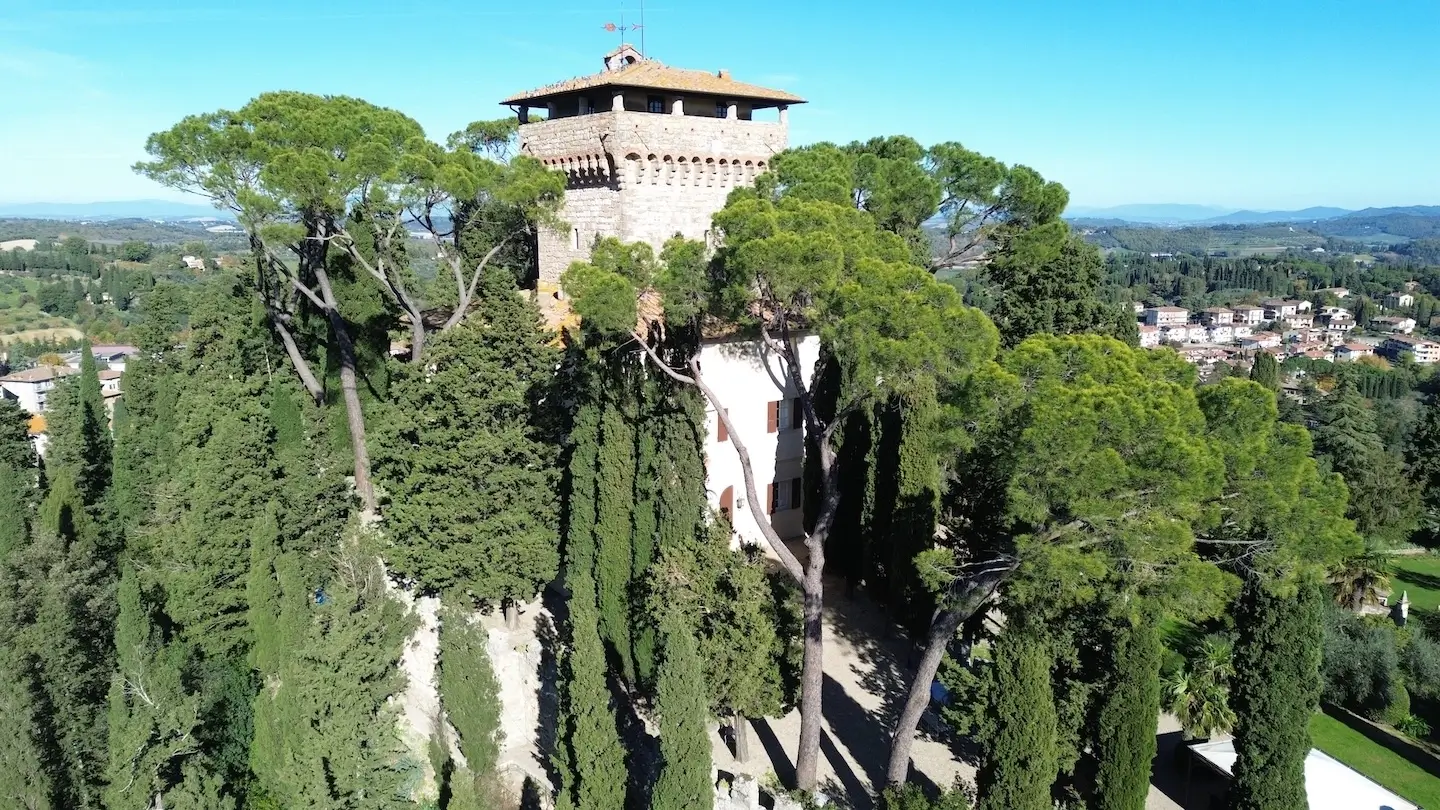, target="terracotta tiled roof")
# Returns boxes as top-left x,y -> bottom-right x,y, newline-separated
0,365 -> 78,383
501,59 -> 805,106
